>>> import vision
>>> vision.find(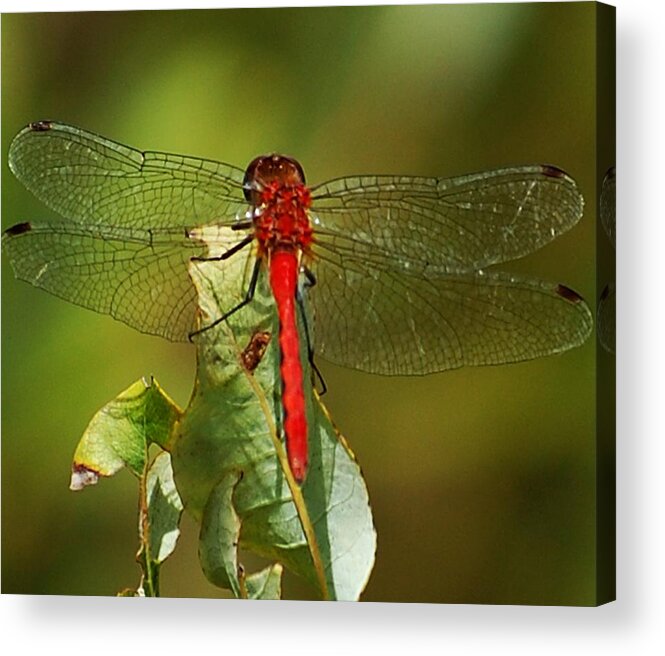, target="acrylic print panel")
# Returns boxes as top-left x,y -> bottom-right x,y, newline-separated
1,2 -> 615,604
